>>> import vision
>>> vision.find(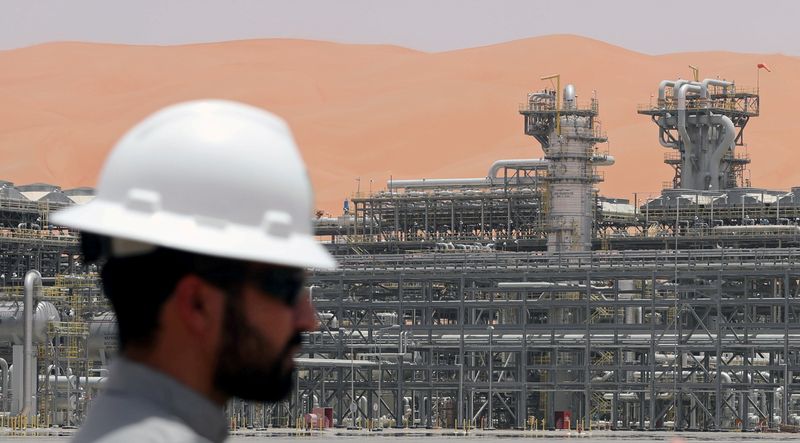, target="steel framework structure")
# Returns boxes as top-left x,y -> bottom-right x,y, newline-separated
347,167 -> 546,244
296,249 -> 800,431
638,84 -> 759,191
